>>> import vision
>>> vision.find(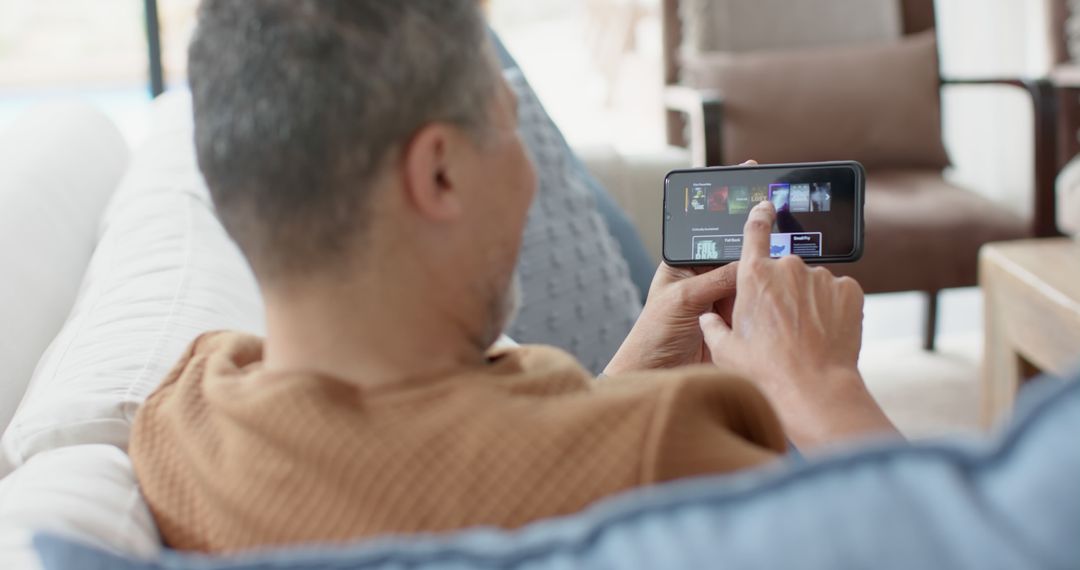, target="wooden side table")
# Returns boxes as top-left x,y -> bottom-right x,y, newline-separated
980,238 -> 1080,428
